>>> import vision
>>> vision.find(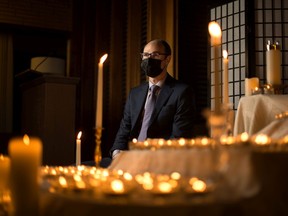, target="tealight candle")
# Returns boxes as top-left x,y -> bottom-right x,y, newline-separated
8,134 -> 42,216
110,179 -> 125,194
